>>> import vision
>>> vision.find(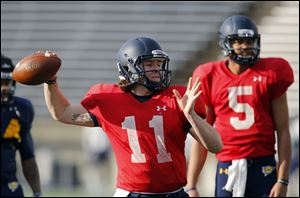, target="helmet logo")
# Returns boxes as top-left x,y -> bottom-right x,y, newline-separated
2,63 -> 12,69
1,63 -> 13,80
152,50 -> 167,56
128,58 -> 134,64
237,29 -> 254,37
